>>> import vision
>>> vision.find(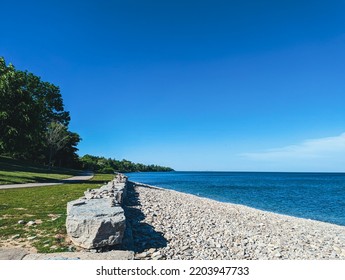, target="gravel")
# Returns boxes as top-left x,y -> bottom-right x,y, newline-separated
126,182 -> 345,260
